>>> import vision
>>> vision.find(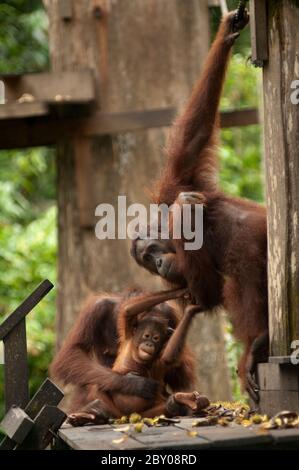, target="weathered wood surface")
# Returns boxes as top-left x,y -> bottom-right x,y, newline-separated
46,0 -> 231,402
0,406 -> 34,444
58,418 -> 299,450
257,363 -> 299,416
0,279 -> 53,340
0,107 -> 259,149
0,70 -> 94,104
0,378 -> 64,450
0,280 -> 54,412
16,405 -> 66,450
263,0 -> 299,356
249,0 -> 268,67
3,320 -> 29,411
0,102 -> 48,119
